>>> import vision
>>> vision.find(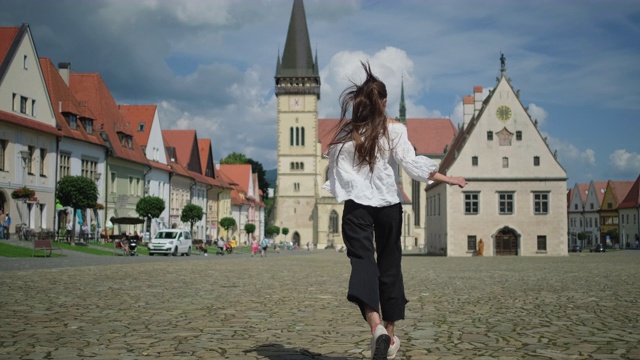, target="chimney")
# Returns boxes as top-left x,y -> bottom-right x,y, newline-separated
58,62 -> 71,85
463,96 -> 474,126
473,86 -> 483,116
